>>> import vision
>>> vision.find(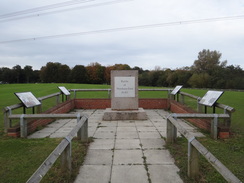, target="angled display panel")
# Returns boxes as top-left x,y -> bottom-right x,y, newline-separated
58,86 -> 70,95
15,92 -> 41,108
171,85 -> 183,95
199,90 -> 224,107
